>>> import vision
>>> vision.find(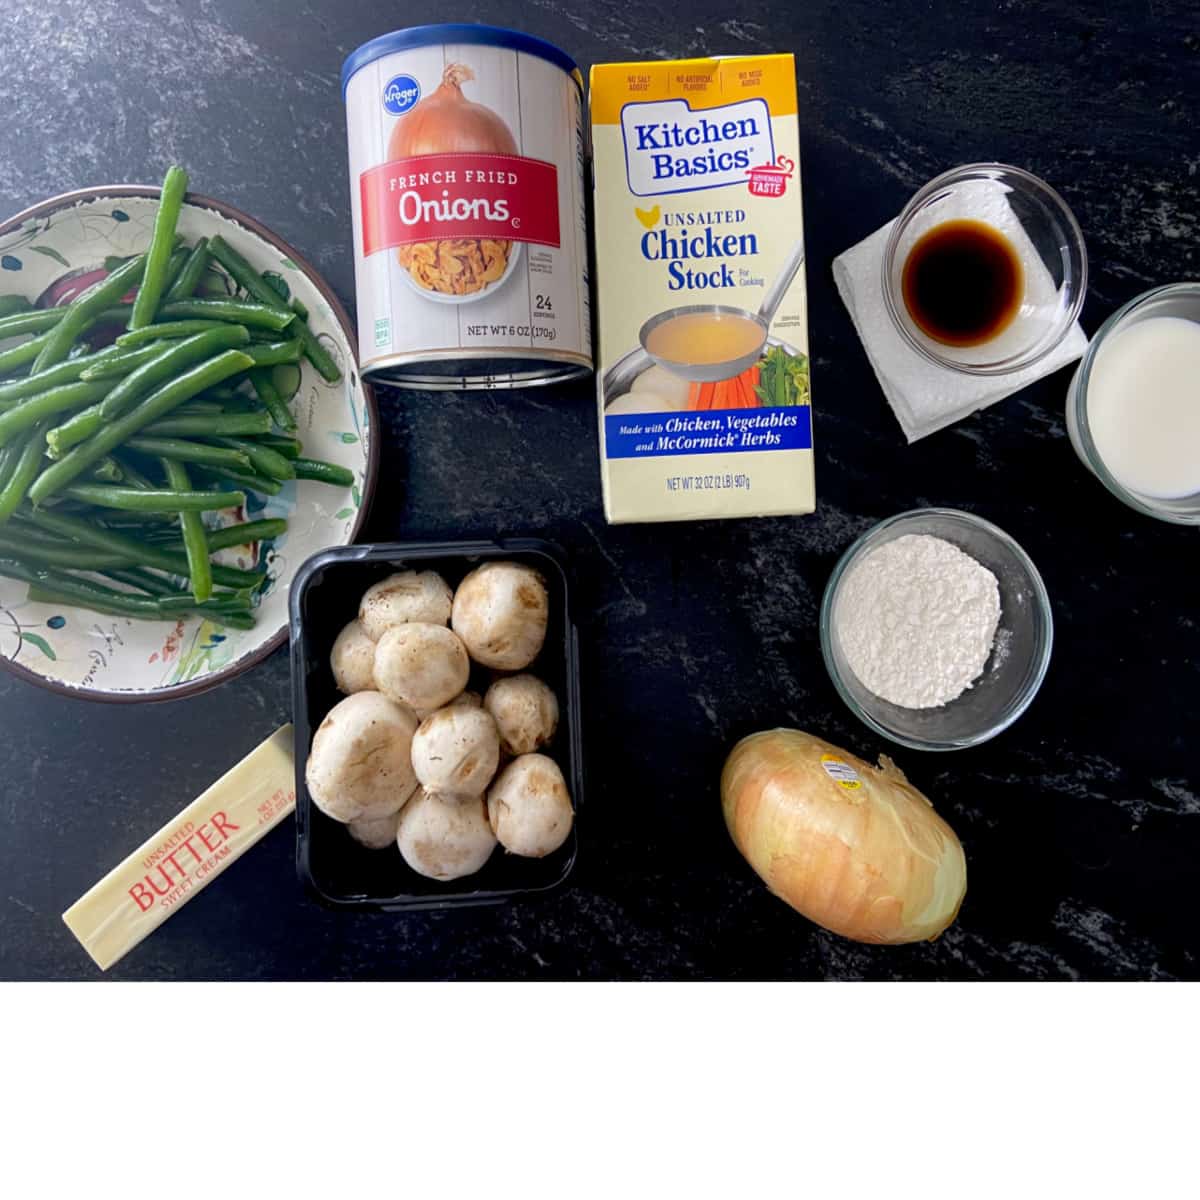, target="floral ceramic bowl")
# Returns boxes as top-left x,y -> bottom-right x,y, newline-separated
0,187 -> 377,701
